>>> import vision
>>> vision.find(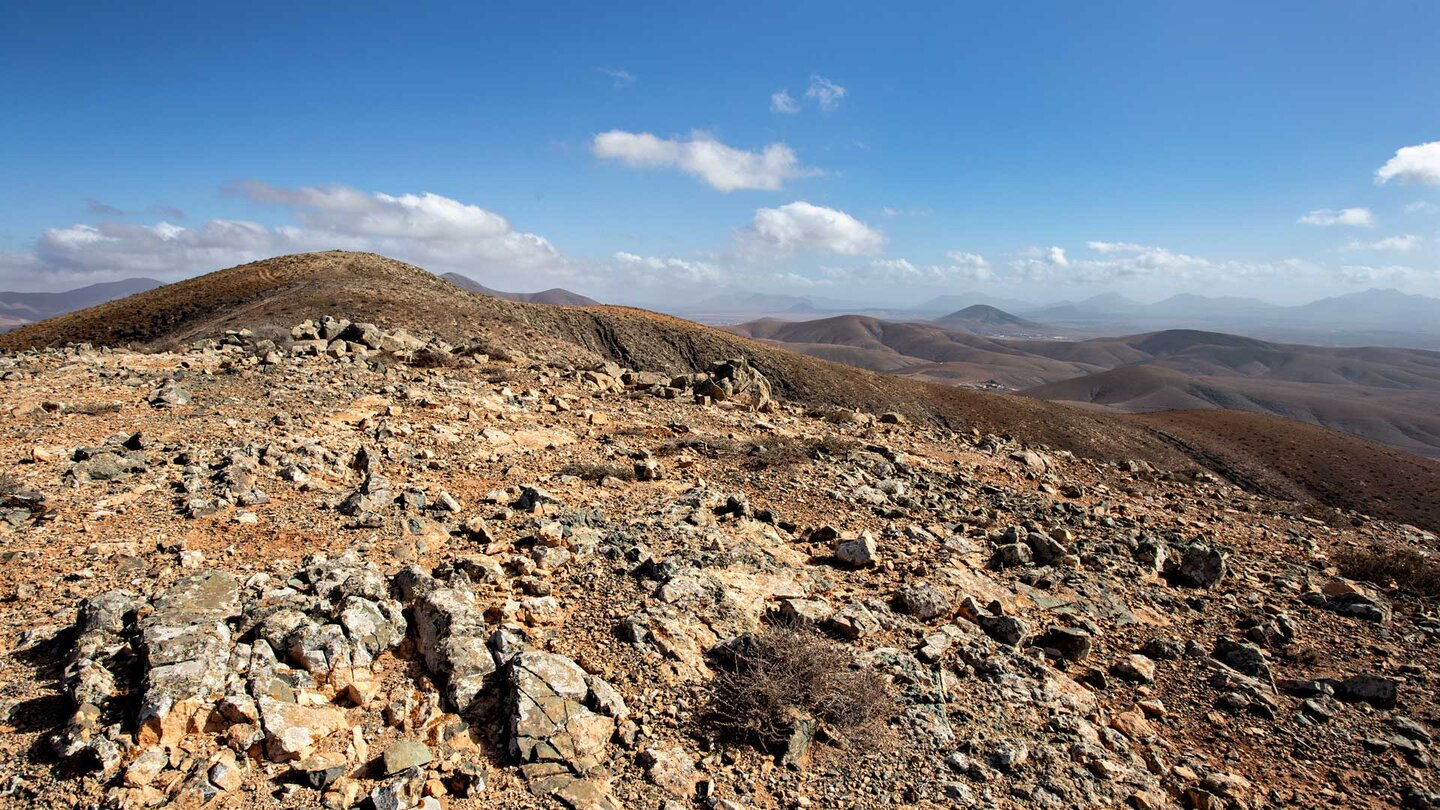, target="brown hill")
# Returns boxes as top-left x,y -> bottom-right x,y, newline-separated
4,250 -> 1438,530
440,271 -> 599,306
734,316 -> 1440,459
933,304 -> 1069,338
